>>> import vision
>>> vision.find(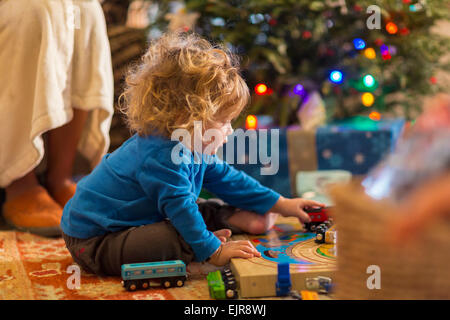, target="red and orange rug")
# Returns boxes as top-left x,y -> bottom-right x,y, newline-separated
0,231 -> 216,300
